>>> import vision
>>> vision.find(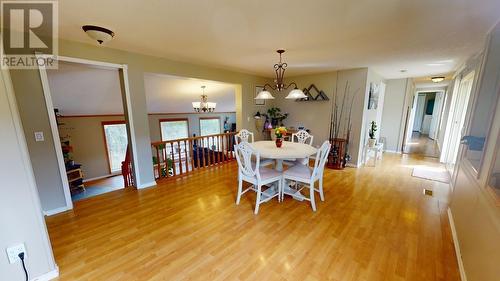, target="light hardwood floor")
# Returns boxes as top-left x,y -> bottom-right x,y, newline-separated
46,153 -> 460,281
403,132 -> 441,158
